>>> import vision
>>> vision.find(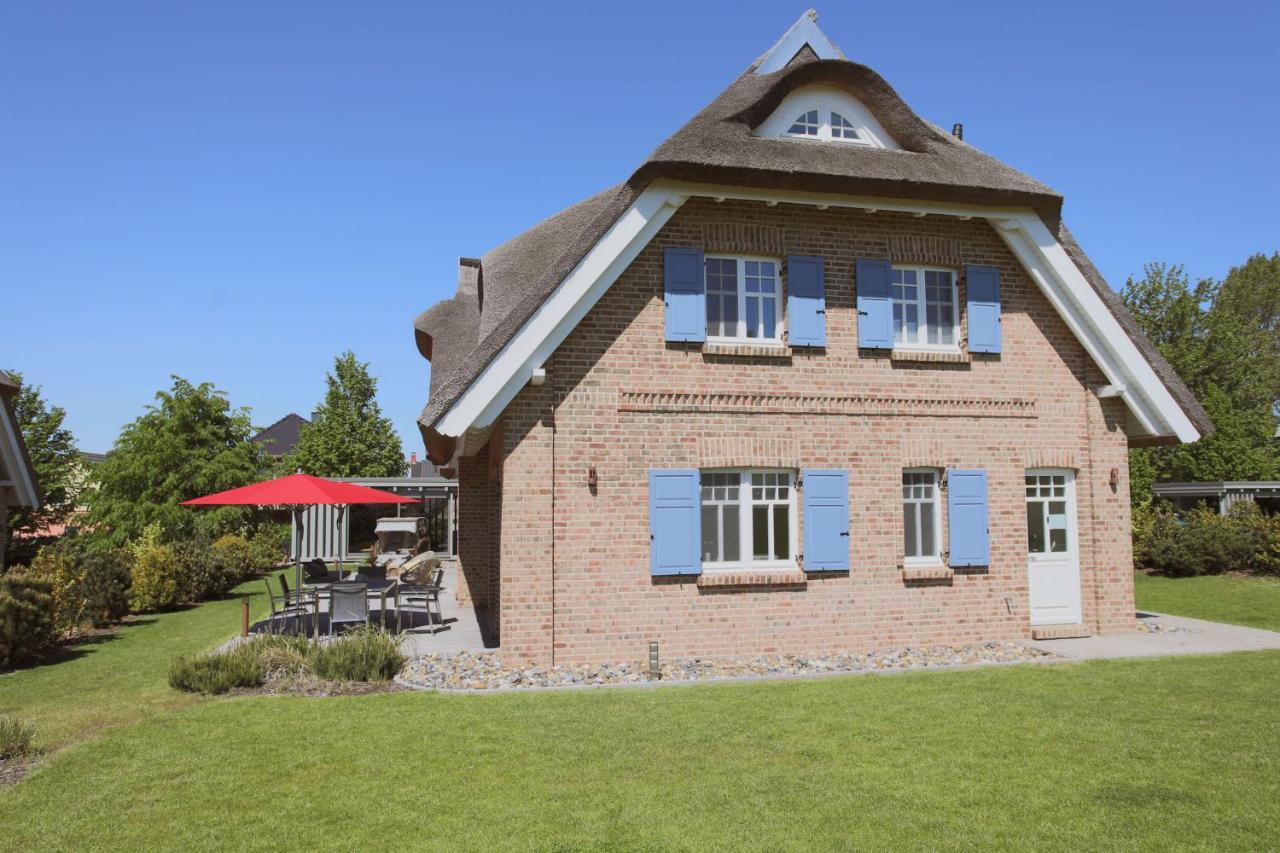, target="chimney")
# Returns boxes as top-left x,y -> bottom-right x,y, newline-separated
951,123 -> 964,140
410,452 -> 417,464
